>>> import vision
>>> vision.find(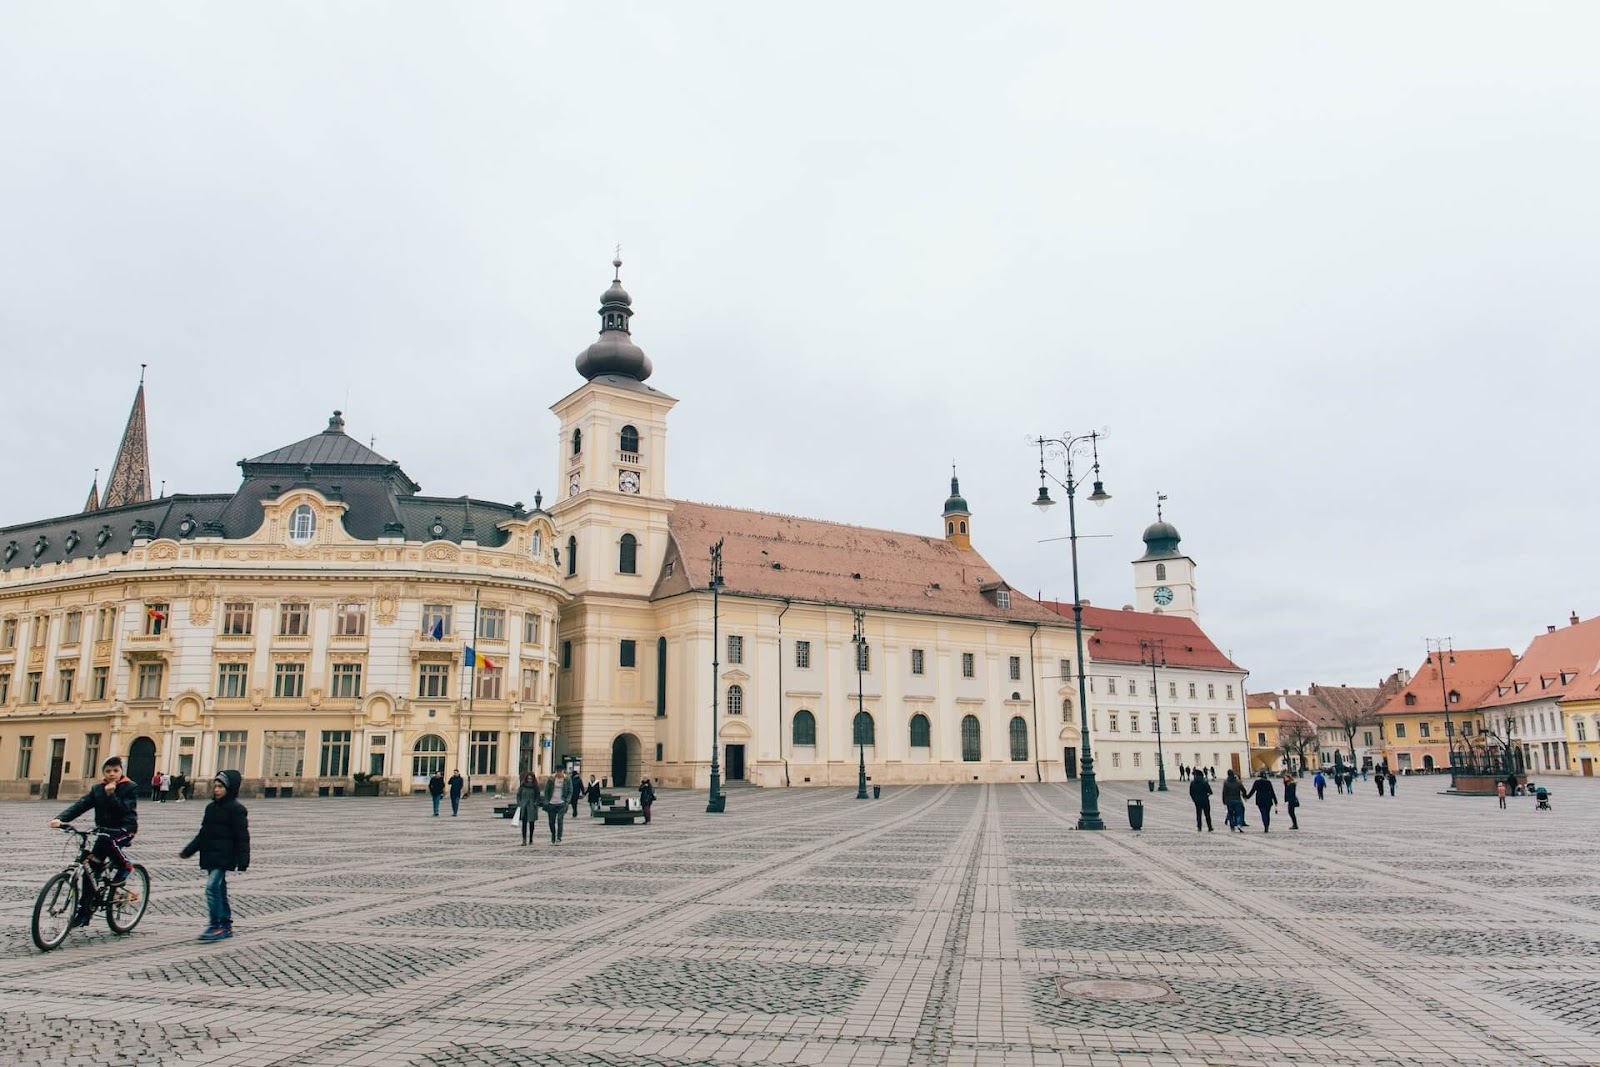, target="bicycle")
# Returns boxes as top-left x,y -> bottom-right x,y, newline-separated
31,826 -> 150,951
